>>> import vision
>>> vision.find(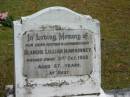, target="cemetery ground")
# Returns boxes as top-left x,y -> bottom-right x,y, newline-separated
0,0 -> 130,96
